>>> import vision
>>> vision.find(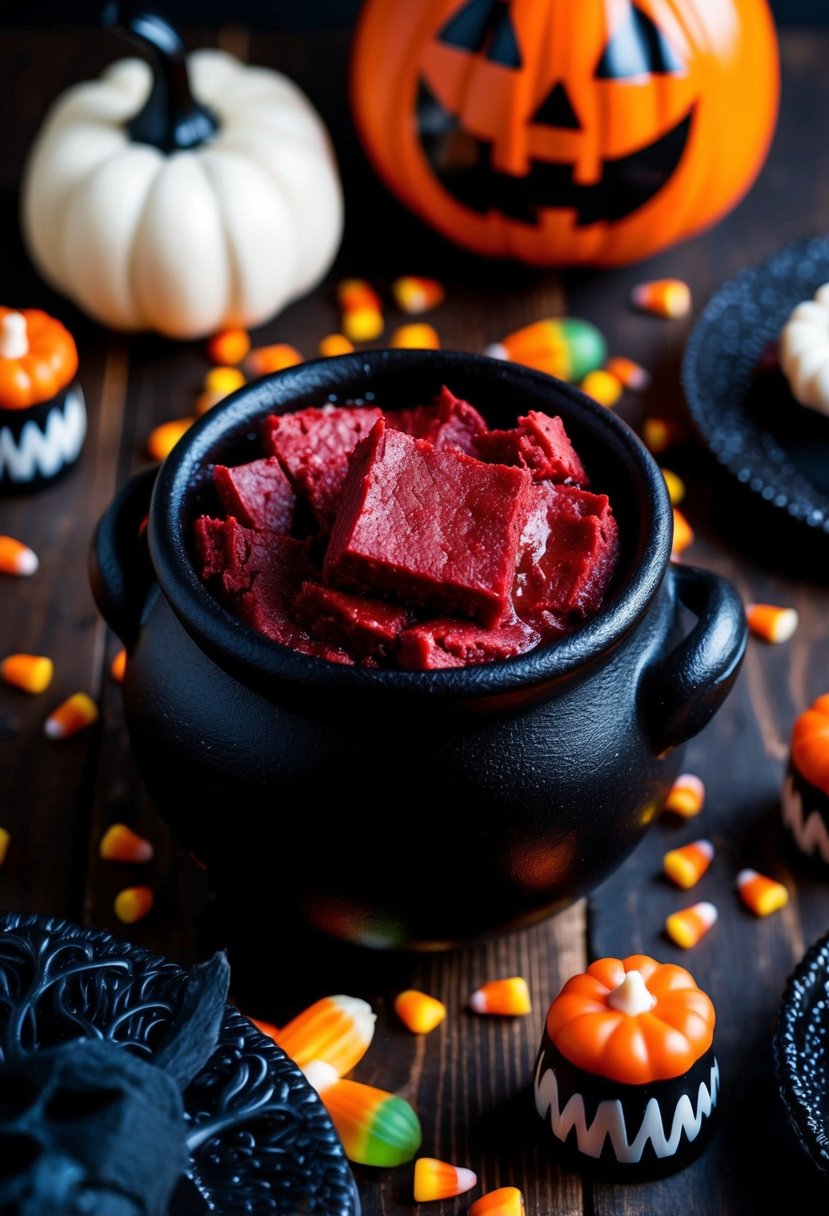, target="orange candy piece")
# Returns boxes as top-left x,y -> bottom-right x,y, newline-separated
665,900 -> 718,948
147,418 -> 194,462
663,773 -> 705,818
0,535 -> 38,576
44,692 -> 98,740
606,356 -> 650,391
207,328 -> 250,365
390,323 -> 440,350
736,869 -> 789,917
318,333 -> 355,358
469,977 -> 531,1016
469,1187 -> 526,1216
1,654 -> 54,694
414,1157 -> 477,1202
394,990 -> 446,1035
746,603 -> 799,644
110,649 -> 127,683
393,276 -> 445,315
672,508 -> 694,555
100,823 -> 154,864
338,279 -> 384,343
631,279 -> 692,319
579,369 -> 622,408
0,827 -> 9,866
663,839 -> 714,889
114,885 -> 154,924
276,995 -> 376,1076
246,344 -> 303,377
642,417 -> 686,455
